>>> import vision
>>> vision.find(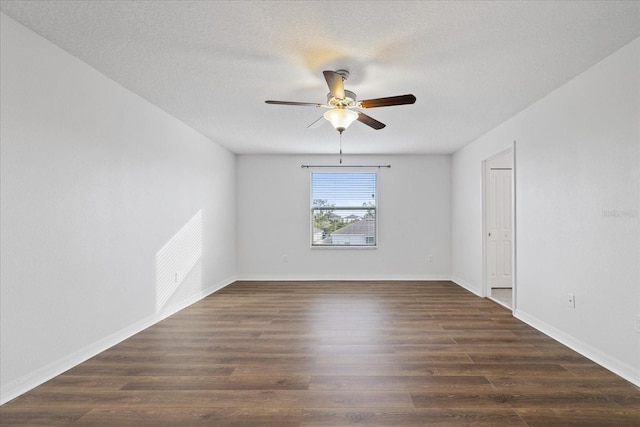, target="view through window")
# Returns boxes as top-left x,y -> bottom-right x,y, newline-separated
311,172 -> 377,246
